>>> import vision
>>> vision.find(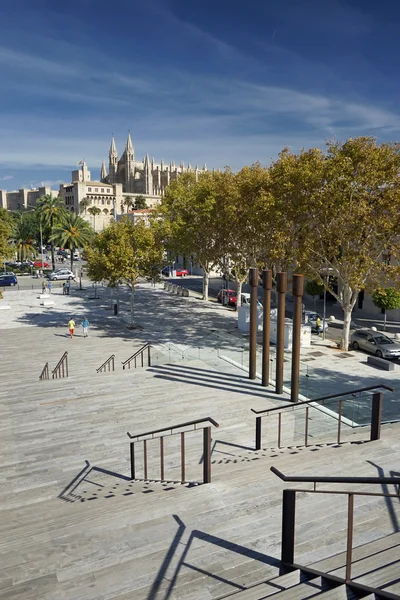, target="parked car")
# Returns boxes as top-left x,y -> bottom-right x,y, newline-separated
303,311 -> 329,333
217,289 -> 237,305
49,269 -> 75,281
34,260 -> 50,268
176,268 -> 189,277
238,293 -> 262,307
0,274 -> 17,286
350,329 -> 400,359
